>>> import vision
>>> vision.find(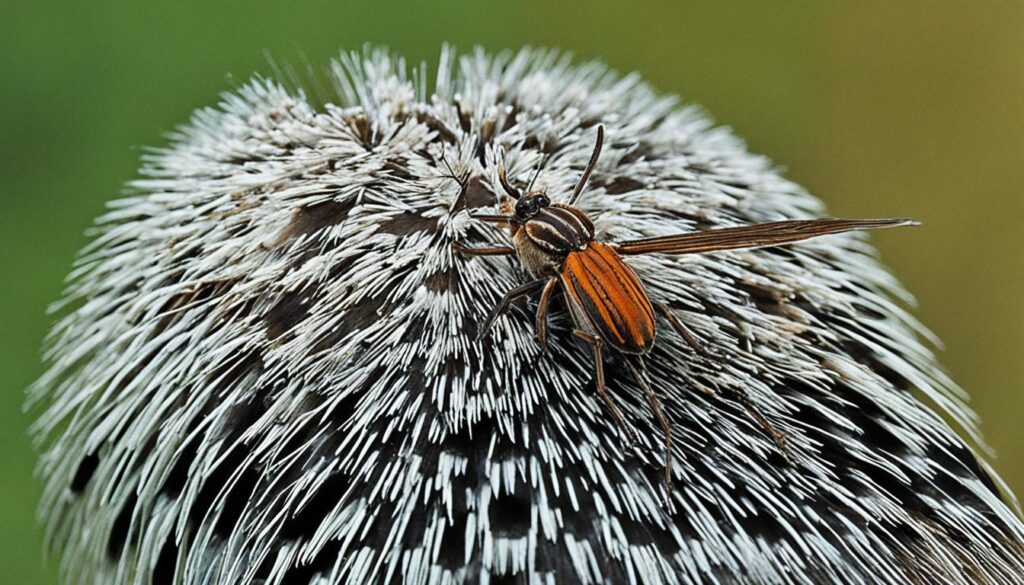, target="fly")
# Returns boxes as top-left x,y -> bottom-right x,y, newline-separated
452,125 -> 916,503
